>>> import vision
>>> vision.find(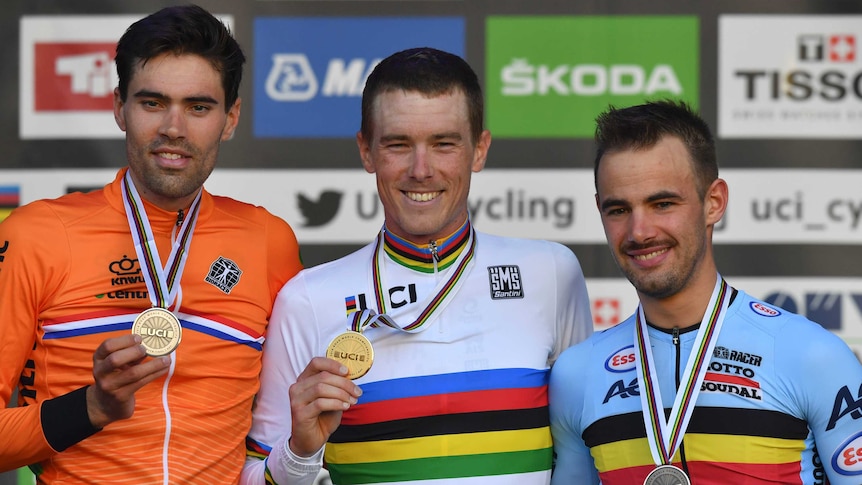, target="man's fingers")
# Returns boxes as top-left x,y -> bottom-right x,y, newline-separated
96,355 -> 171,391
93,334 -> 143,360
